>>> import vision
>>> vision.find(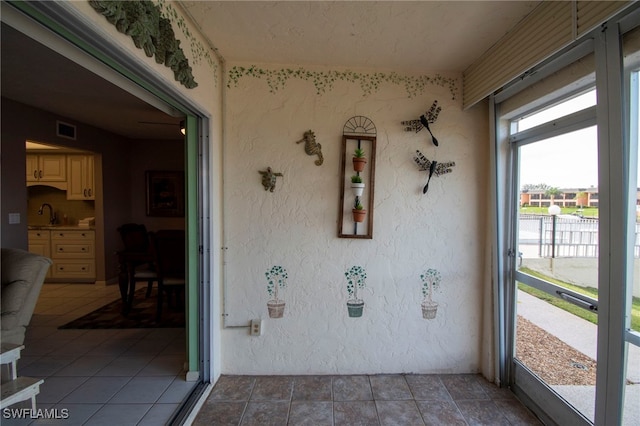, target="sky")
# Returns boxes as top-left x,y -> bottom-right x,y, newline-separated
519,127 -> 598,189
517,91 -> 600,190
